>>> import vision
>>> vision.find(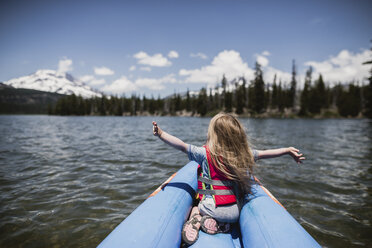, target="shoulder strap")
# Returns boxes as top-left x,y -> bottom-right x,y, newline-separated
198,176 -> 234,187
233,183 -> 242,211
197,189 -> 234,196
